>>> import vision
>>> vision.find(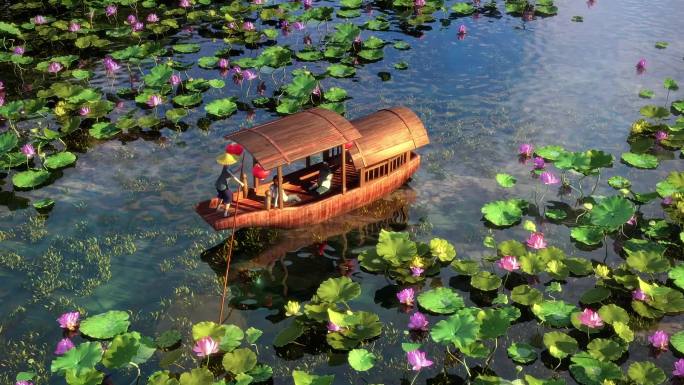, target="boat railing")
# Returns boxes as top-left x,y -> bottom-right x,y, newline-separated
361,152 -> 410,185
